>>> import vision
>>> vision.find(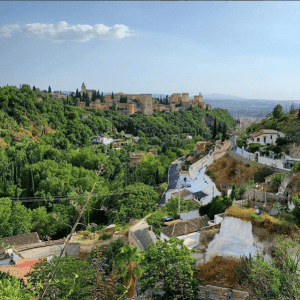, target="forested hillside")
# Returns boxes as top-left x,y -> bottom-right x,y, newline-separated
0,85 -> 235,240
